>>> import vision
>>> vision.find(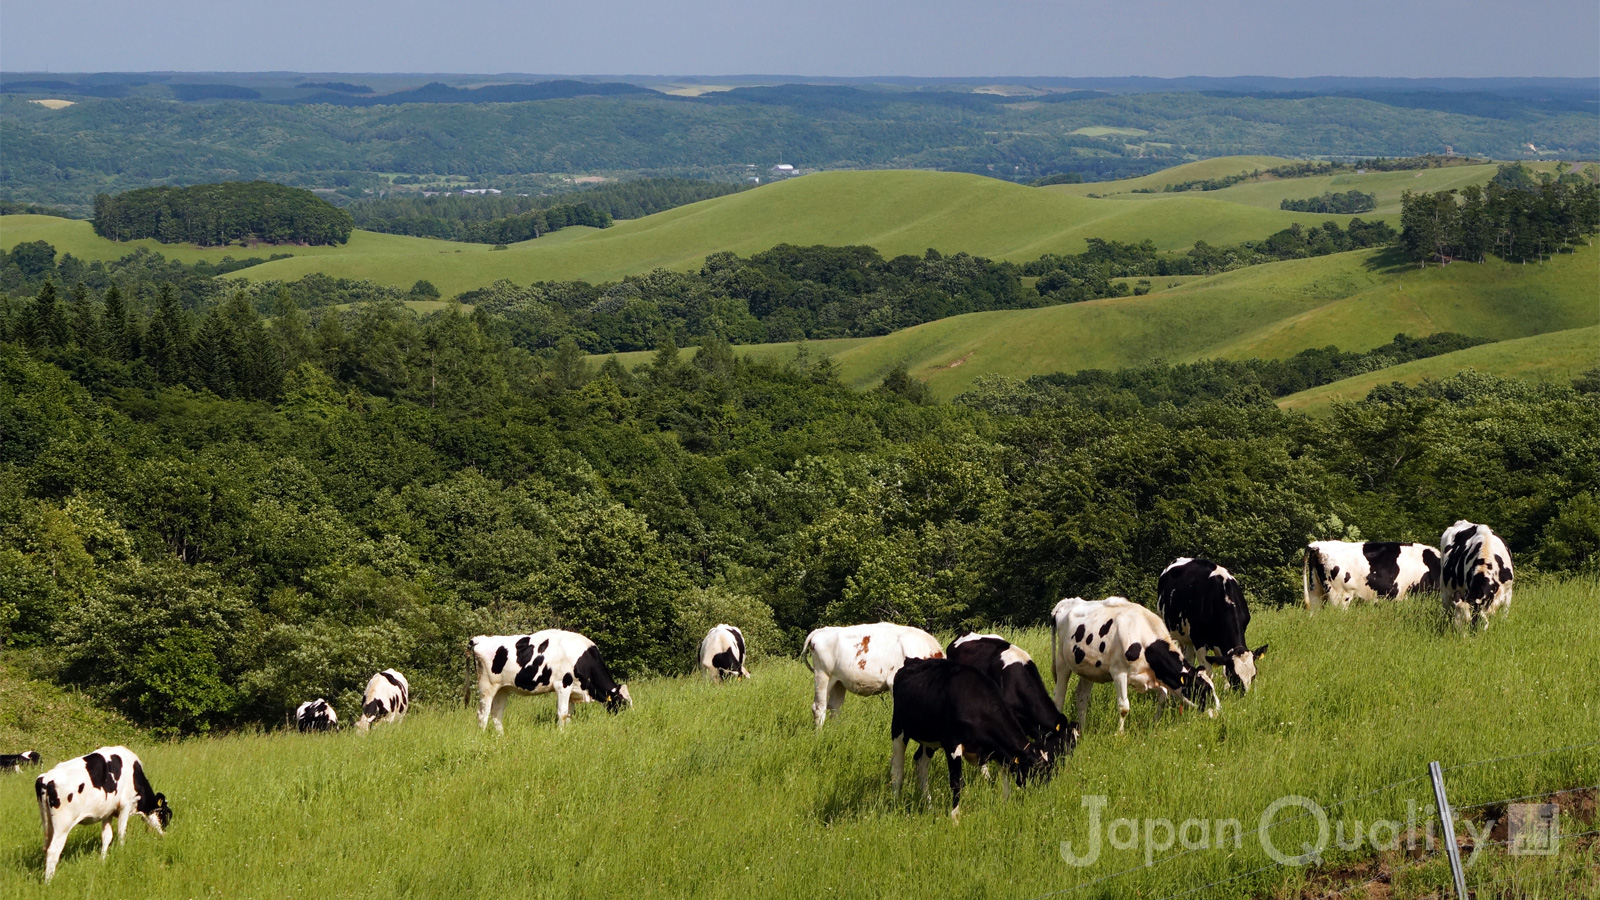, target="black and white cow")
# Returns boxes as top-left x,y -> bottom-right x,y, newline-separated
34,746 -> 171,883
802,622 -> 944,728
469,630 -> 632,732
890,657 -> 1054,820
1440,521 -> 1514,629
355,669 -> 410,733
1303,541 -> 1440,611
295,698 -> 338,733
2,750 -> 42,772
1051,596 -> 1218,733
946,633 -> 1079,757
1158,558 -> 1267,692
698,623 -> 750,681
